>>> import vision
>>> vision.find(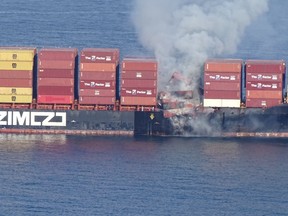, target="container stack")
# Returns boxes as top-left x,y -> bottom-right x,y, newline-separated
203,59 -> 243,108
0,47 -> 36,104
245,60 -> 285,108
37,48 -> 77,105
120,57 -> 157,110
79,48 -> 119,109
